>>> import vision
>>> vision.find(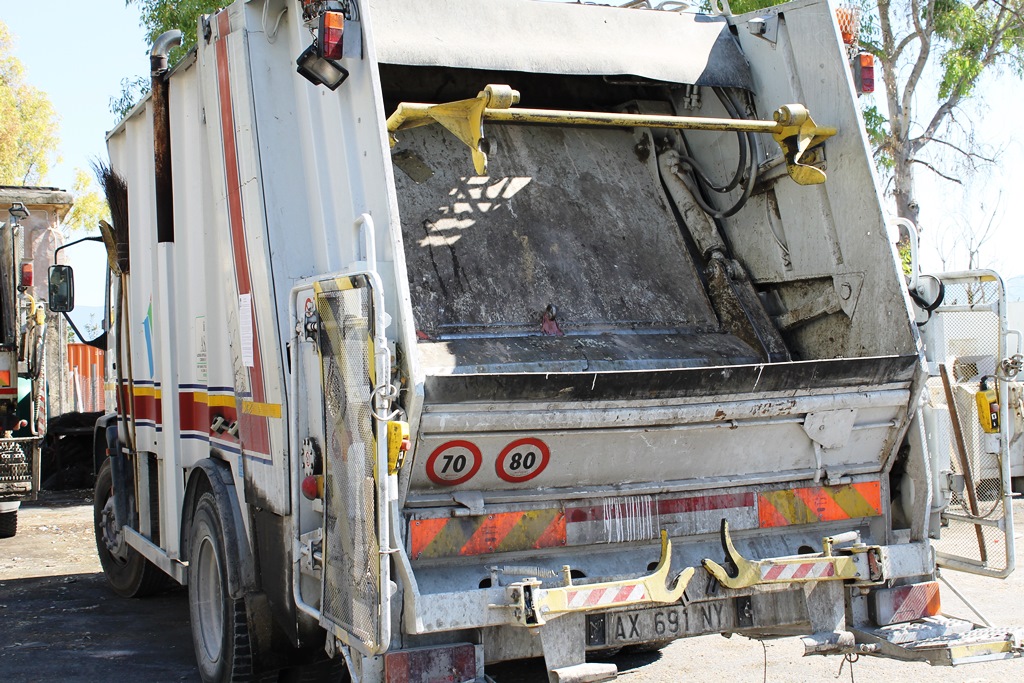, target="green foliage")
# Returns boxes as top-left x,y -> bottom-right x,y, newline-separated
110,76 -> 150,121
112,1 -> 229,120
862,104 -> 894,170
128,0 -> 229,61
898,241 -> 912,276
65,168 -> 111,235
933,0 -> 1024,100
0,21 -> 61,185
723,0 -> 787,13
